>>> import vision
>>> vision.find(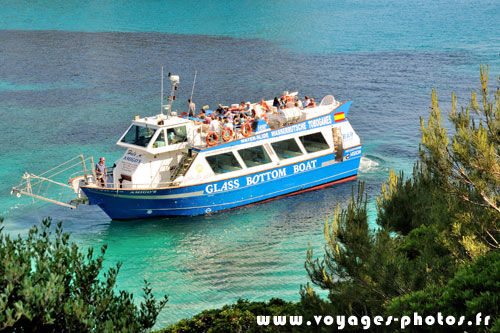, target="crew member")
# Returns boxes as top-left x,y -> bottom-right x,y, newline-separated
95,157 -> 107,187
